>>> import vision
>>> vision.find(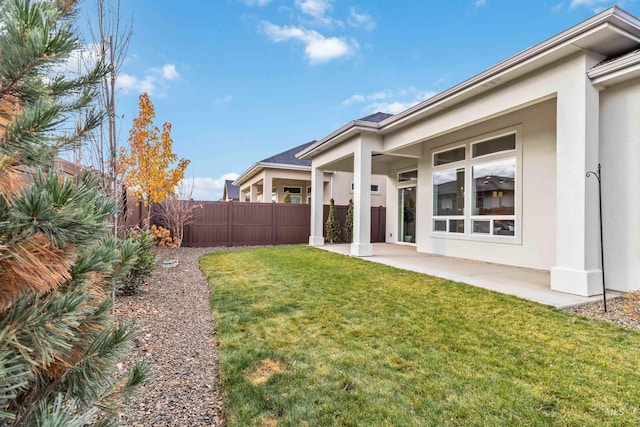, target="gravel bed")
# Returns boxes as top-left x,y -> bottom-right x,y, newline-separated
563,295 -> 640,331
114,247 -> 226,427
